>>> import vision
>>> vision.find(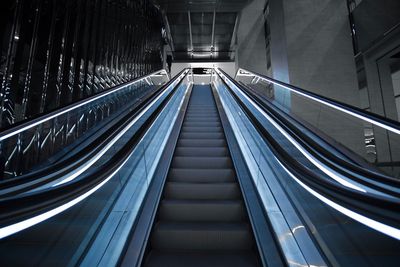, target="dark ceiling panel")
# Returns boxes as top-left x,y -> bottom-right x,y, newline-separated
152,0 -> 250,12
214,12 -> 236,51
168,12 -> 189,51
157,0 -> 246,61
191,12 -> 213,52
